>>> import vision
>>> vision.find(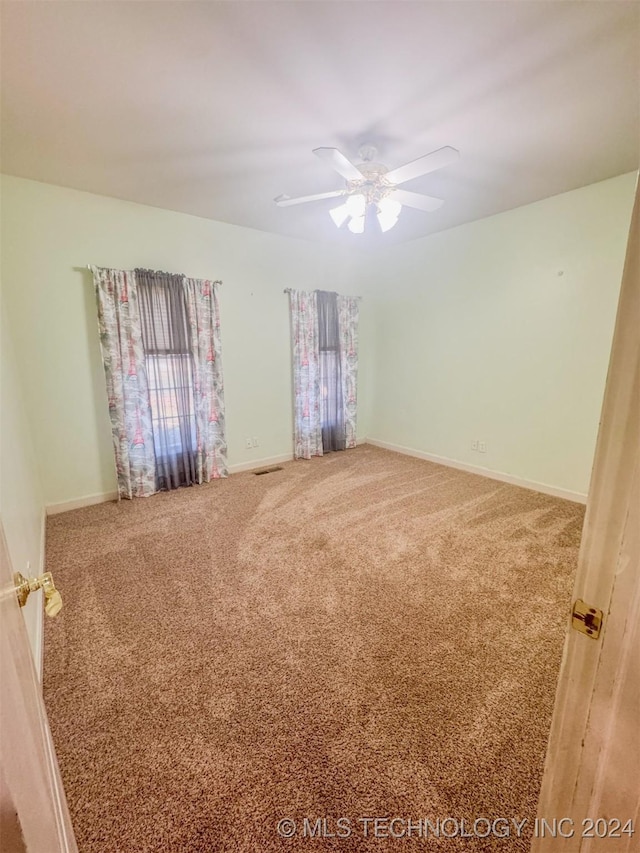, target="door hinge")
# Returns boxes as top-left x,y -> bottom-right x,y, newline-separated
571,599 -> 602,639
